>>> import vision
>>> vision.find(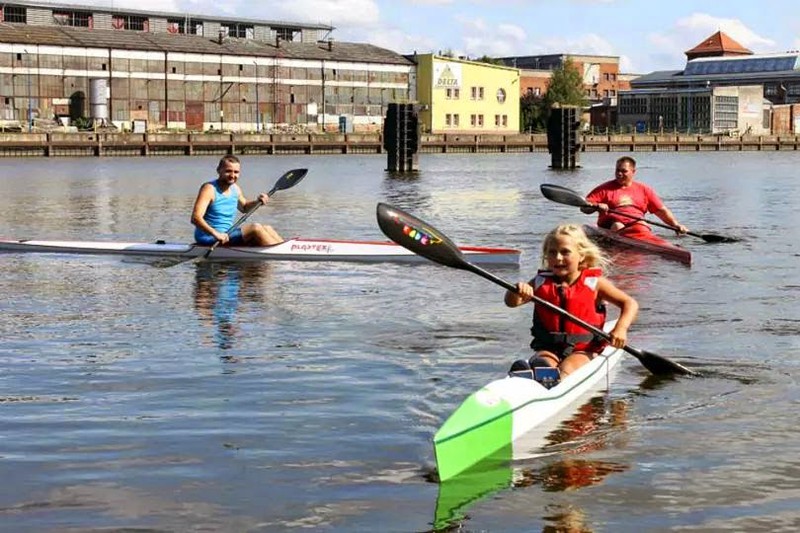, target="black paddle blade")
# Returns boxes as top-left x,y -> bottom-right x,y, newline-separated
698,232 -> 739,244
540,183 -> 591,208
268,168 -> 308,195
629,346 -> 697,376
376,203 -> 469,270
